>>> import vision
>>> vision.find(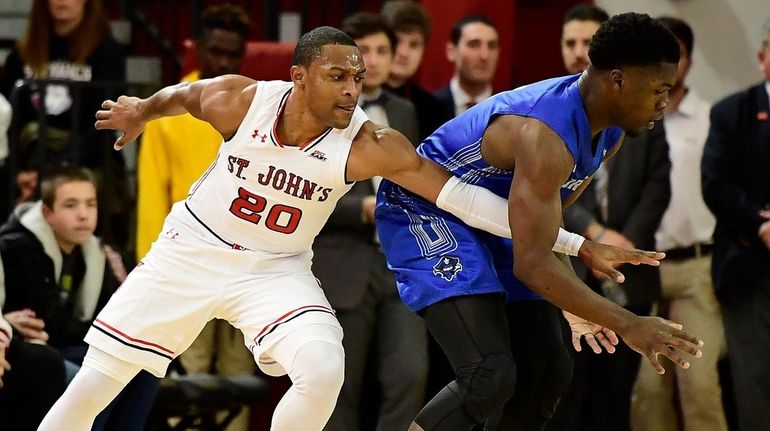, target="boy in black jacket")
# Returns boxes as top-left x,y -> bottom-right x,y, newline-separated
0,166 -> 158,431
